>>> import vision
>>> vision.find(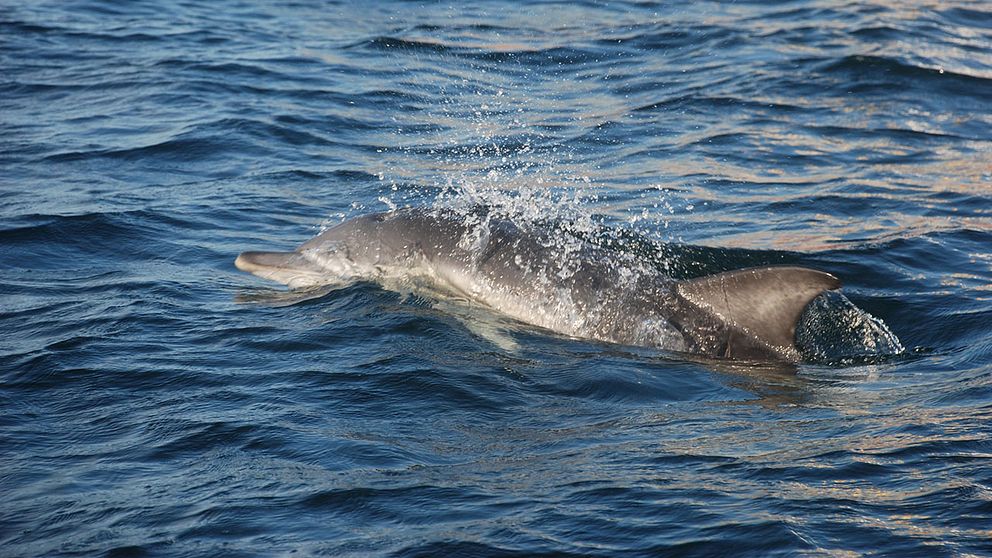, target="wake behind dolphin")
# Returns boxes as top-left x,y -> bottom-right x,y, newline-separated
236,208 -> 845,361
